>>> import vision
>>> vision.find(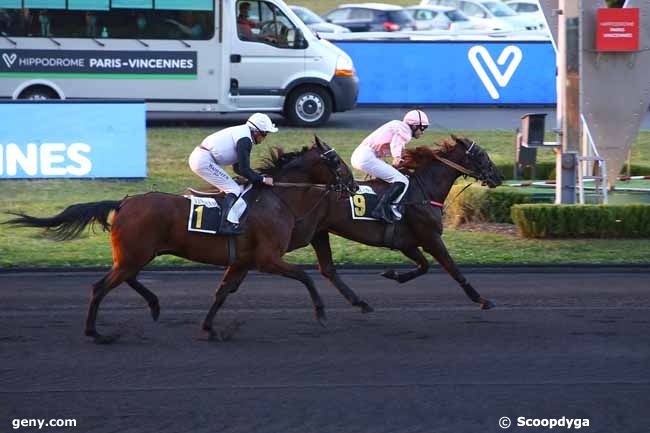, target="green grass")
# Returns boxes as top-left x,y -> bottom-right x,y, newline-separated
1,128 -> 650,268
